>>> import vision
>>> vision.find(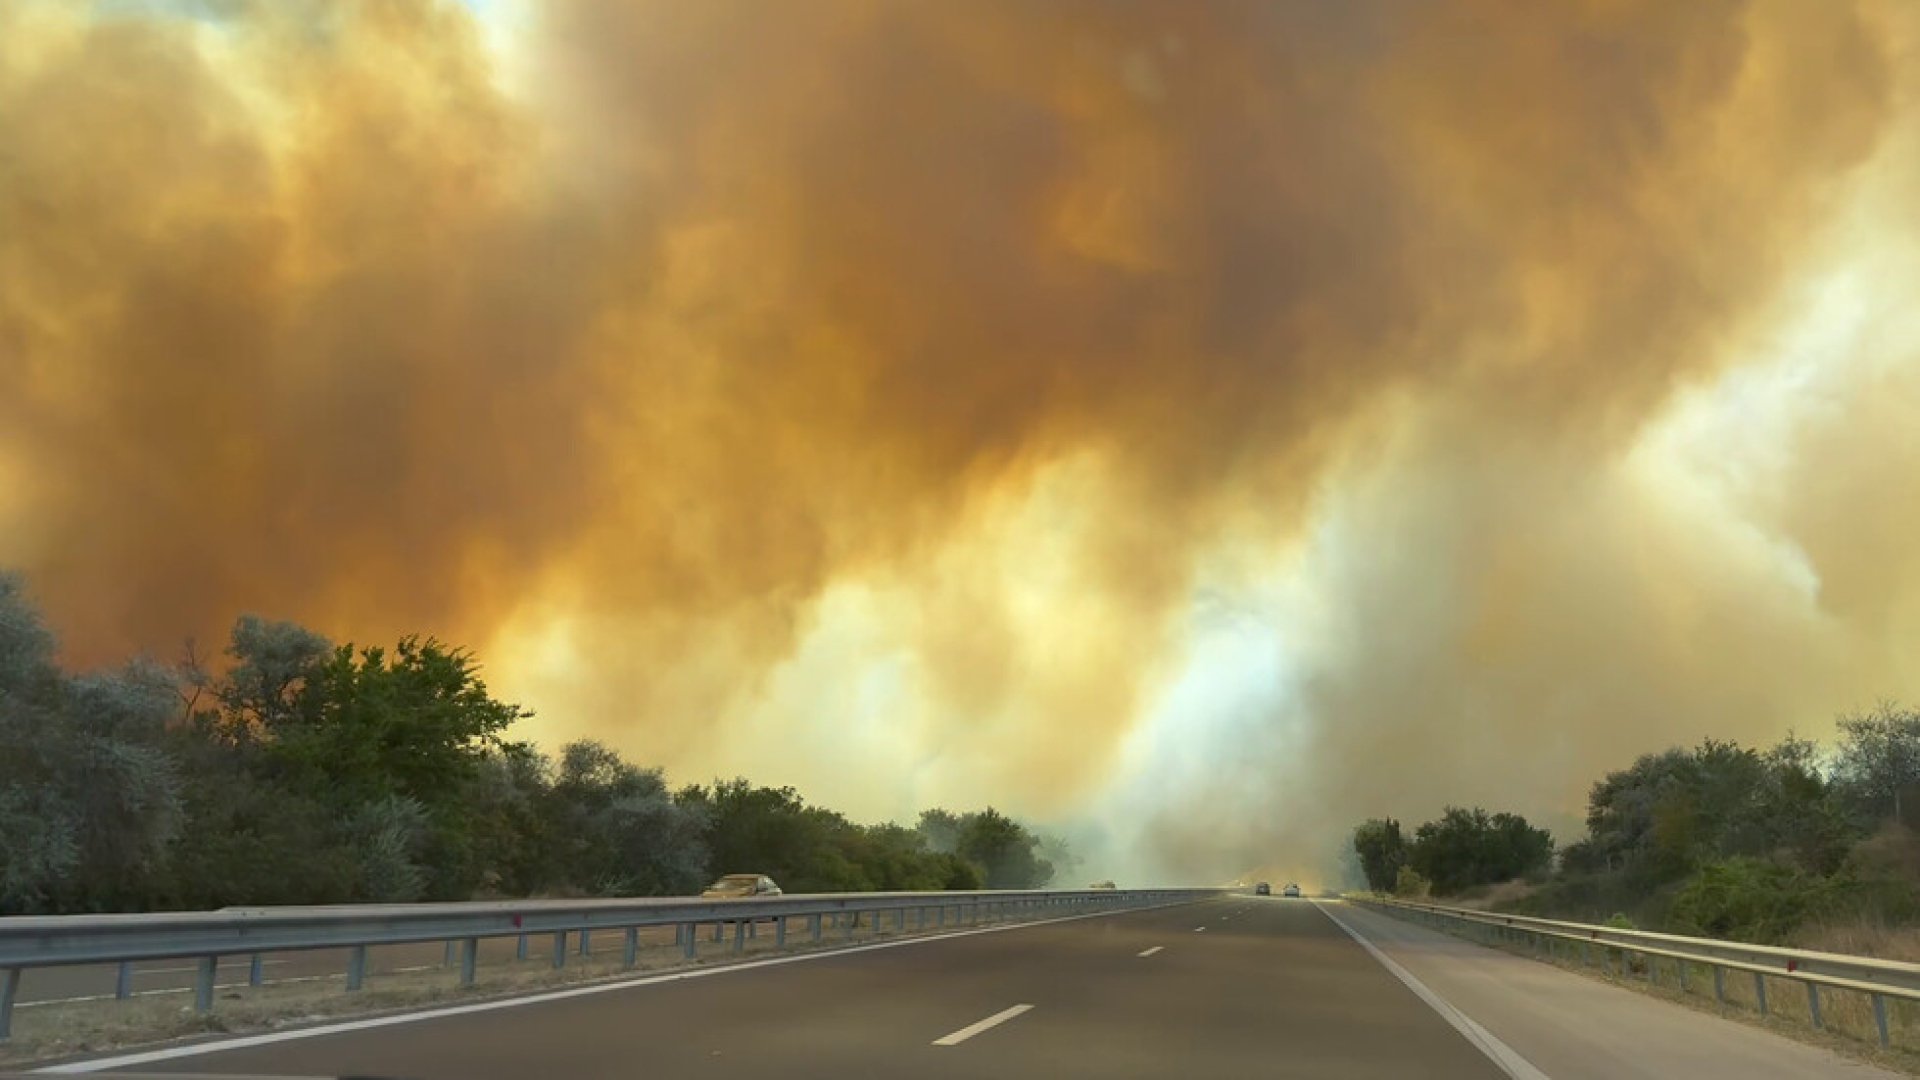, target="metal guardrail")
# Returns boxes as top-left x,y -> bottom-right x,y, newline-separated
1356,896 -> 1920,1048
0,888 -> 1215,1039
